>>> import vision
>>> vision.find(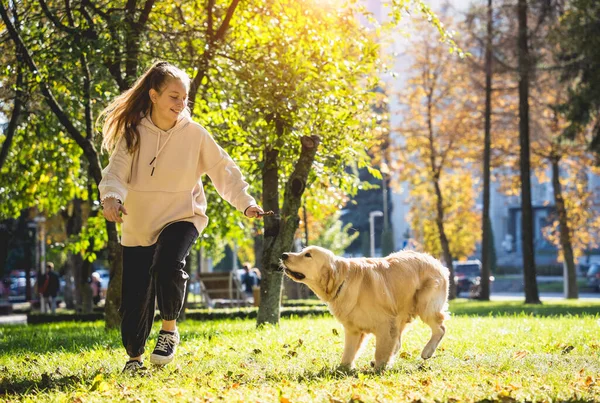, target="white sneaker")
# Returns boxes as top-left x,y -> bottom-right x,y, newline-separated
150,329 -> 180,365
